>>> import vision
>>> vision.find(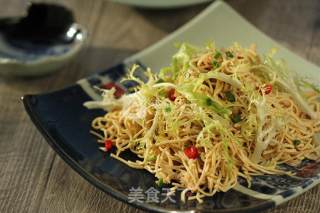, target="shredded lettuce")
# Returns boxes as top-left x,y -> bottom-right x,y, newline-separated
177,83 -> 231,118
159,43 -> 197,82
250,96 -> 284,163
258,56 -> 318,119
198,72 -> 242,89
85,42 -> 320,172
83,87 -> 125,111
